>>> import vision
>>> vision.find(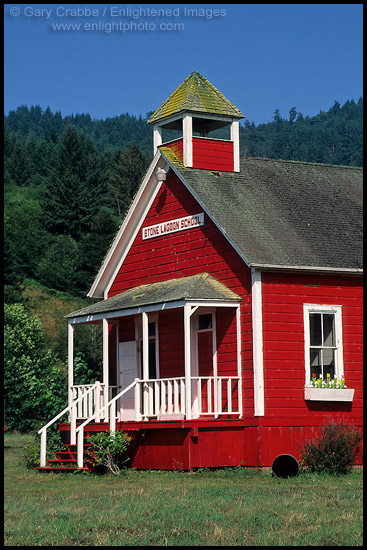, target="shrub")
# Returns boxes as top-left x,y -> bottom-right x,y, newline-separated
21,428 -> 64,469
4,303 -> 67,431
300,419 -> 362,475
86,431 -> 132,475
